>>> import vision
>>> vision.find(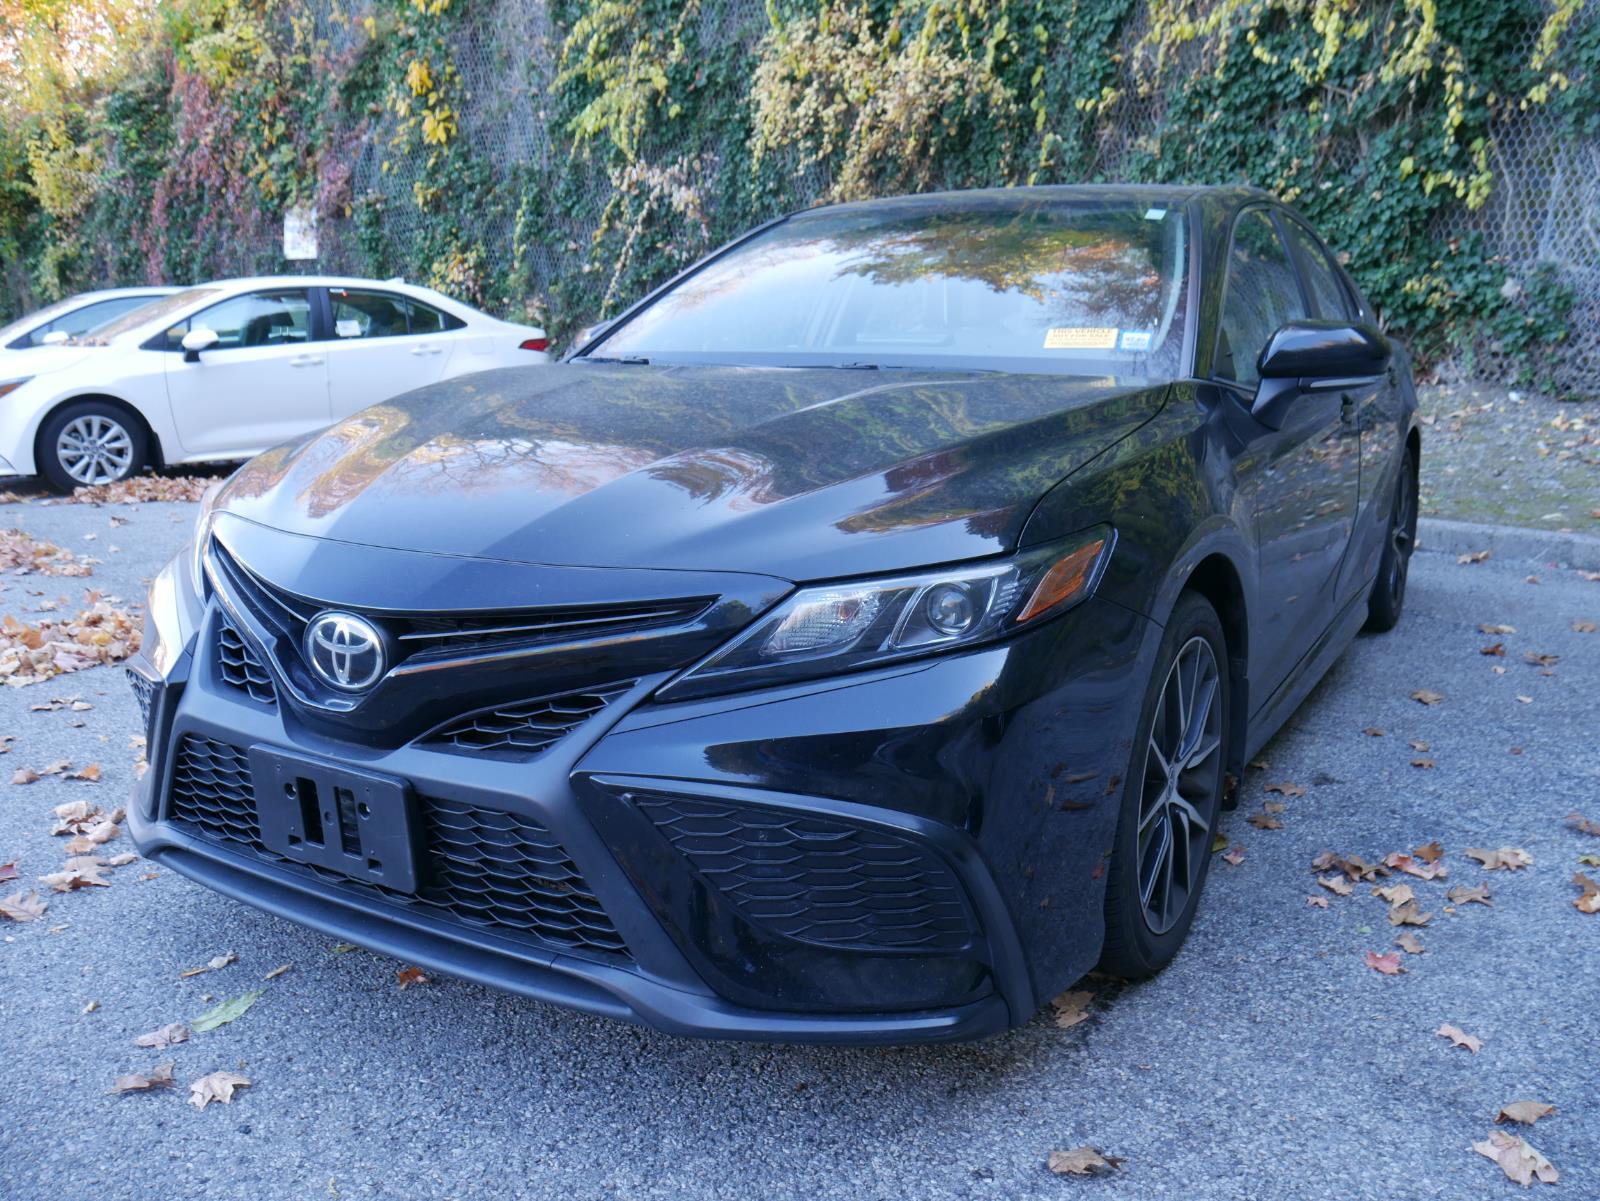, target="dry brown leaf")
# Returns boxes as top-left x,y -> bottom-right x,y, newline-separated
1365,950 -> 1405,975
1395,932 -> 1425,954
1264,781 -> 1306,798
1479,623 -> 1516,635
1414,841 -> 1445,863
1411,758 -> 1435,769
1388,899 -> 1433,927
1221,847 -> 1245,866
109,1063 -> 175,1095
1447,883 -> 1493,906
1472,1130 -> 1558,1187
1457,550 -> 1491,564
63,818 -> 118,854
1466,847 -> 1533,871
1362,727 -> 1385,737
396,965 -> 430,990
61,475 -> 215,505
0,602 -> 141,688
1566,812 -> 1600,837
1411,689 -> 1444,705
1314,851 -> 1387,882
106,852 -> 136,866
1263,801 -> 1286,814
0,528 -> 92,577
1046,1147 -> 1124,1177
1574,619 -> 1598,634
1049,989 -> 1094,1029
1496,1101 -> 1556,1126
10,766 -> 38,785
1572,872 -> 1600,915
0,889 -> 48,922
1438,1023 -> 1483,1053
263,963 -> 292,981
178,951 -> 237,979
1523,651 -> 1559,667
39,855 -> 112,891
1374,883 -> 1415,907
1317,874 -> 1354,897
187,1070 -> 251,1110
1385,852 -> 1448,881
1408,739 -> 1430,752
1306,894 -> 1330,908
133,1022 -> 190,1050
1479,642 -> 1506,656
67,763 -> 101,783
1247,812 -> 1282,830
0,860 -> 14,883
49,799 -> 100,833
